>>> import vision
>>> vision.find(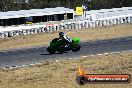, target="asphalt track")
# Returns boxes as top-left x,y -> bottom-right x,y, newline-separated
0,36 -> 132,68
